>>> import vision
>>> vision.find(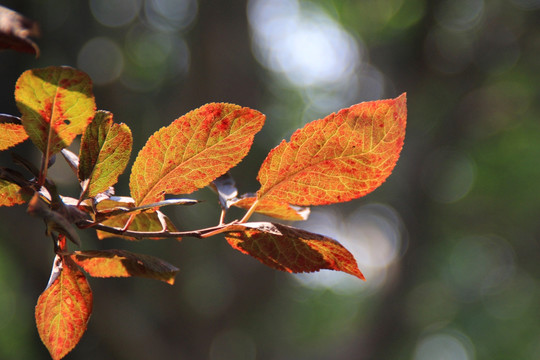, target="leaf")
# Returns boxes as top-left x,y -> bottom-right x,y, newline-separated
0,179 -> 28,206
0,114 -> 28,150
15,66 -> 96,157
90,196 -> 197,221
96,210 -> 178,240
93,195 -> 135,213
69,249 -> 179,285
78,110 -> 133,198
35,256 -> 92,360
129,103 -> 265,206
210,172 -> 238,210
257,94 -> 407,206
60,148 -> 80,176
129,198 -> 200,213
0,5 -> 40,56
230,196 -> 310,221
224,222 -> 364,279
